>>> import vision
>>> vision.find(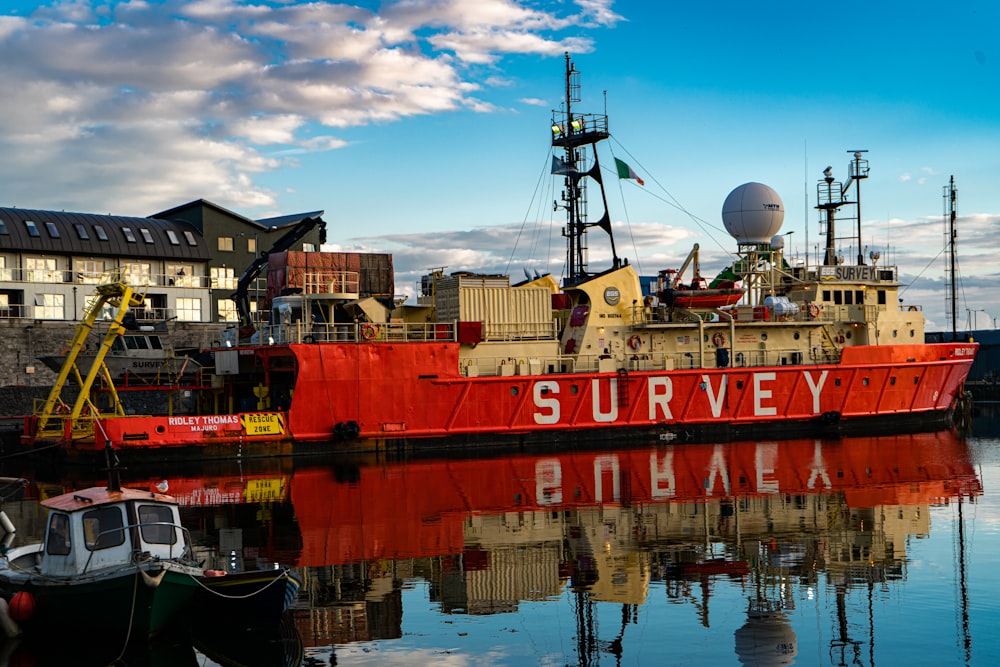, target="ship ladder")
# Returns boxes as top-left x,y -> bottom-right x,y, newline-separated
617,369 -> 630,408
816,326 -> 841,363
